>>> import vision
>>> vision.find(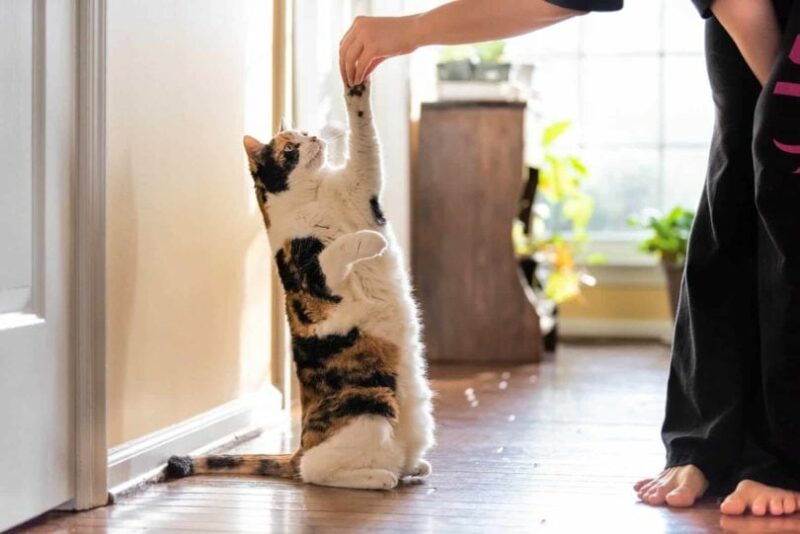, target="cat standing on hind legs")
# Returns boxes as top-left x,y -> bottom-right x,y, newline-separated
166,80 -> 434,490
